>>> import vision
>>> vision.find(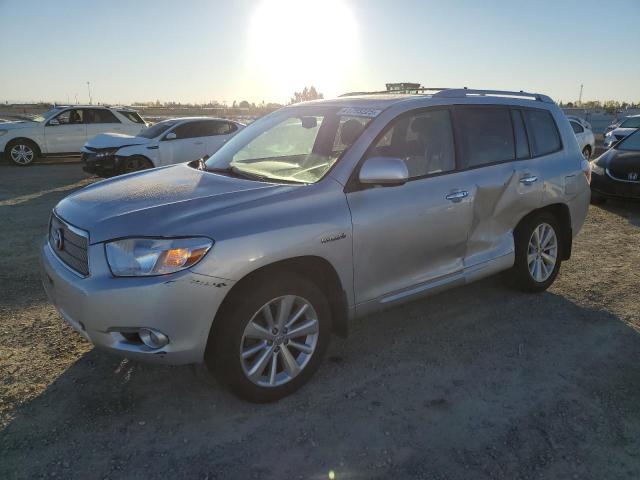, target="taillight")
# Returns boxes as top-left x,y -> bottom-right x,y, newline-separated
580,158 -> 591,184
